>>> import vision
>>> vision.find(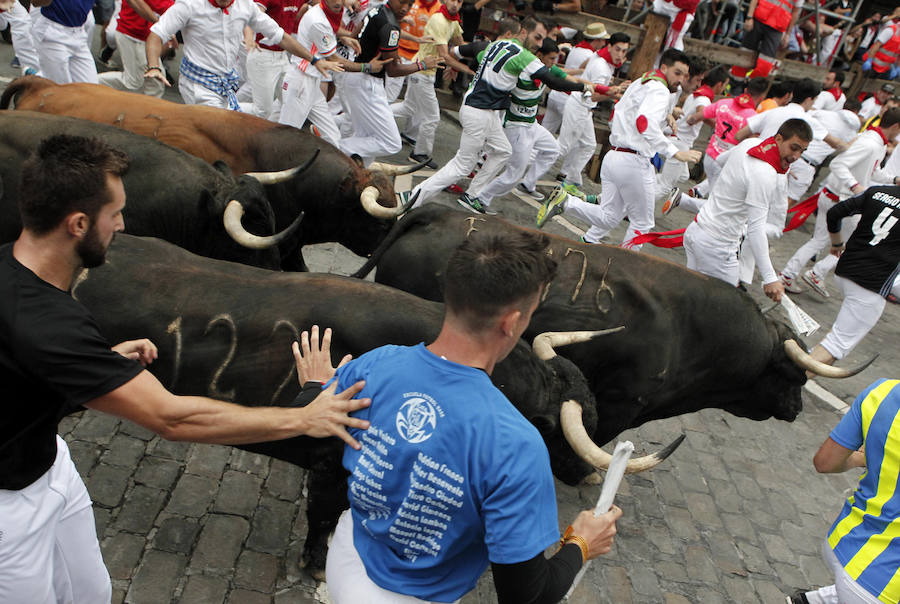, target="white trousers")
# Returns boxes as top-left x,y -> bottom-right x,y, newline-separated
391,72 -> 439,156
326,510 -> 457,604
693,152 -> 722,197
684,220 -> 740,285
653,0 -> 693,51
338,72 -> 403,164
179,76 -> 232,108
819,276 -> 886,360
804,539 -> 887,603
788,157 -> 815,201
782,189 -> 837,279
809,214 -> 861,284
572,150 -> 655,248
383,66 -> 408,103
246,48 -> 287,121
542,89 -> 567,135
0,1 -> 40,73
0,437 -> 110,604
31,12 -> 98,84
479,122 -> 559,205
98,31 -> 164,97
411,104 -> 511,205
655,140 -> 691,201
280,68 -> 342,147
558,96 -> 596,186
